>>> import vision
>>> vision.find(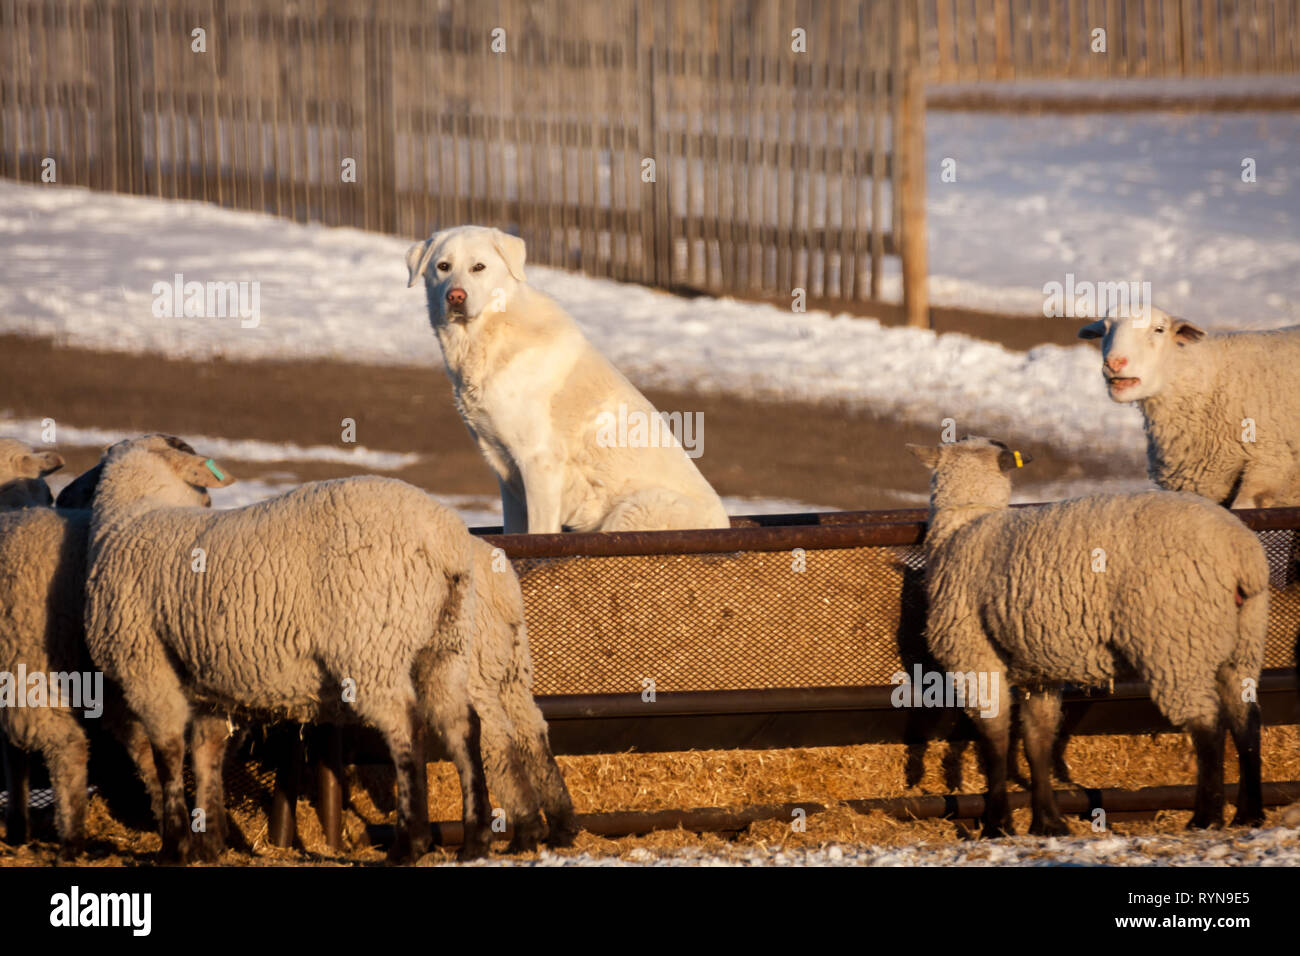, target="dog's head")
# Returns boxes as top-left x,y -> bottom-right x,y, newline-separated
406,226 -> 527,325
